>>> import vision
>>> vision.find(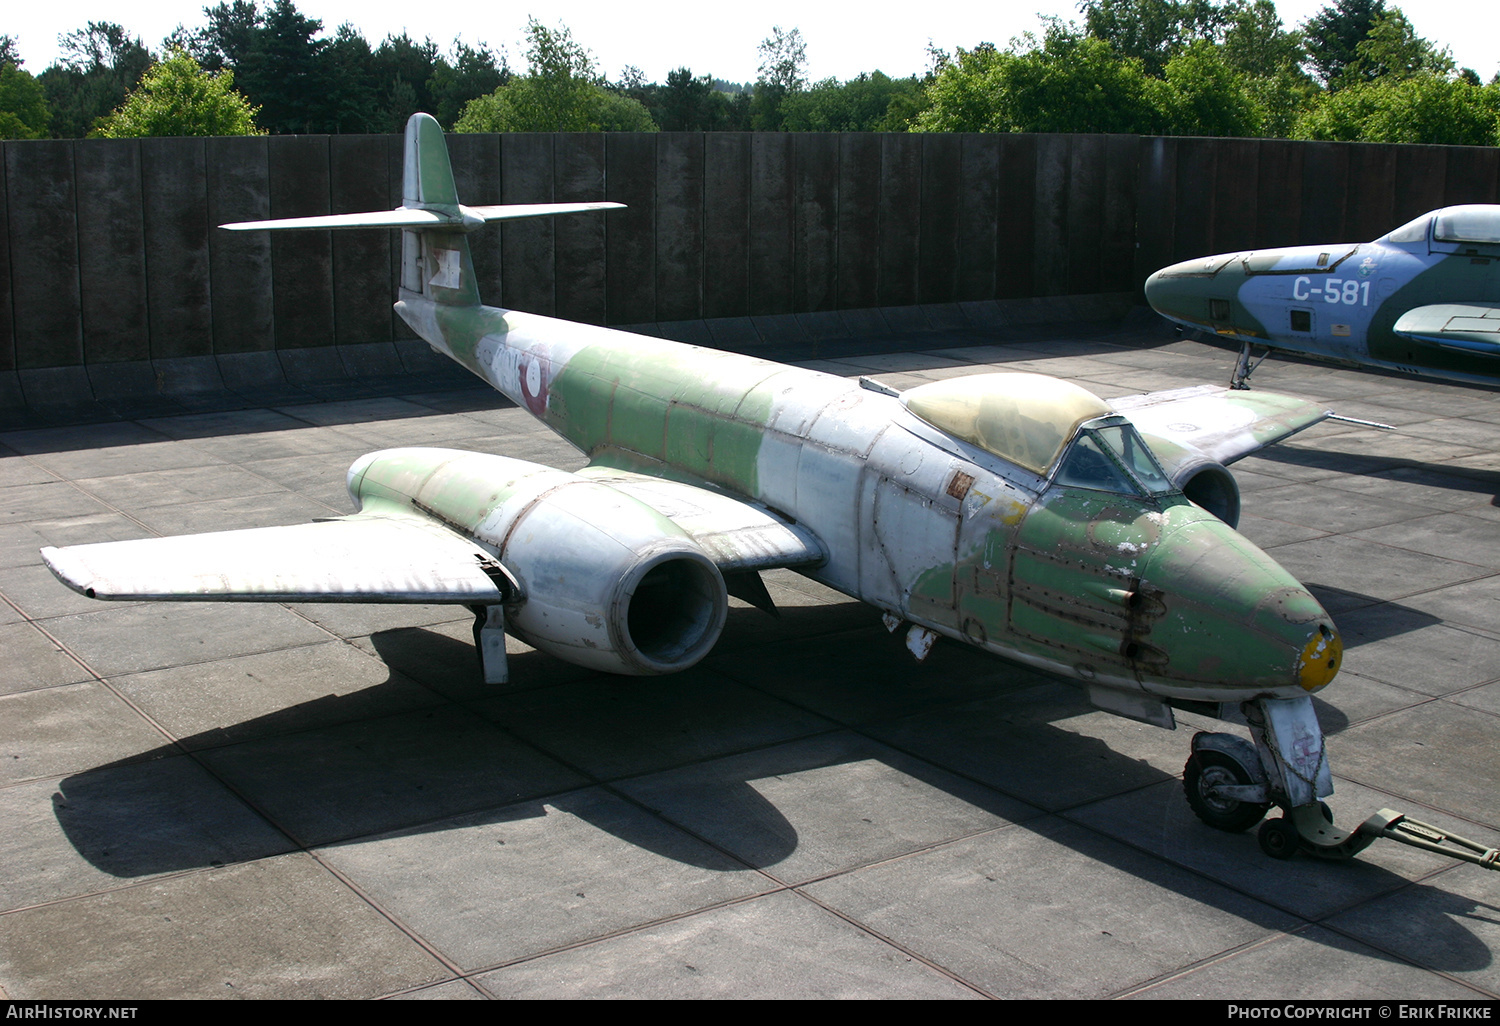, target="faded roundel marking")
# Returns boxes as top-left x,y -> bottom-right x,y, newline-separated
520,352 -> 551,416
